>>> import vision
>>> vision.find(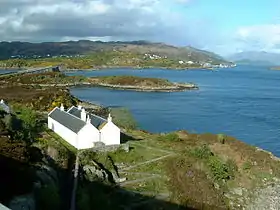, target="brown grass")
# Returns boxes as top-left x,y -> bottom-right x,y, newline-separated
166,155 -> 228,210
89,75 -> 172,87
0,86 -> 78,111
